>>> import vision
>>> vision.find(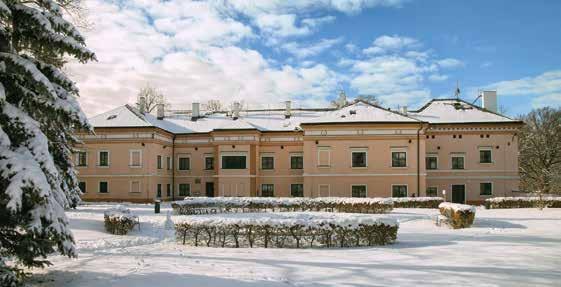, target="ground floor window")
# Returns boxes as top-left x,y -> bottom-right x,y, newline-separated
79,181 -> 86,193
178,184 -> 190,197
480,182 -> 493,196
157,184 -> 162,198
426,186 -> 437,197
392,185 -> 408,197
99,181 -> 108,193
291,184 -> 304,197
261,184 -> 274,197
351,185 -> 367,198
166,184 -> 171,197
